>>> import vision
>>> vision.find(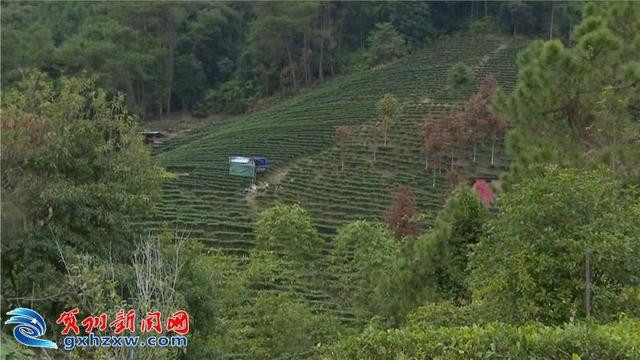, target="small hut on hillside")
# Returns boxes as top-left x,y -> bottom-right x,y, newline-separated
228,155 -> 269,179
140,130 -> 164,145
